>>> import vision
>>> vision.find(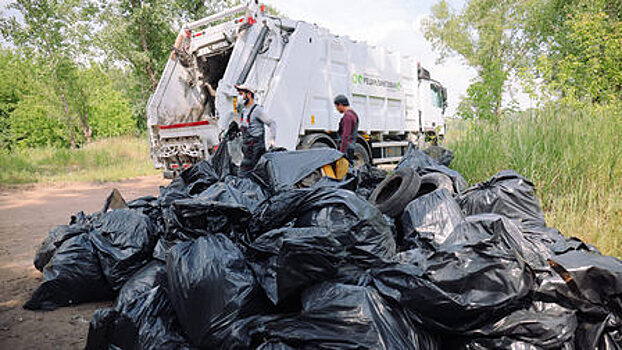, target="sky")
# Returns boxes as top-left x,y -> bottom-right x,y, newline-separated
262,0 -> 476,116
